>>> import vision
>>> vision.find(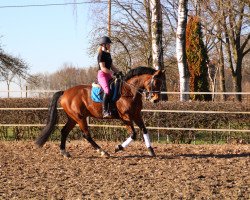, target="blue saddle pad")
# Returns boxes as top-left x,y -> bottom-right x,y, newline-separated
91,86 -> 103,103
91,81 -> 120,103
